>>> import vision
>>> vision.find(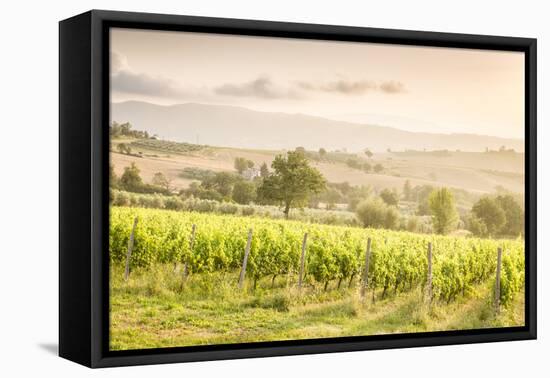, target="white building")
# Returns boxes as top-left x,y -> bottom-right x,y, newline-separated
242,167 -> 261,180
